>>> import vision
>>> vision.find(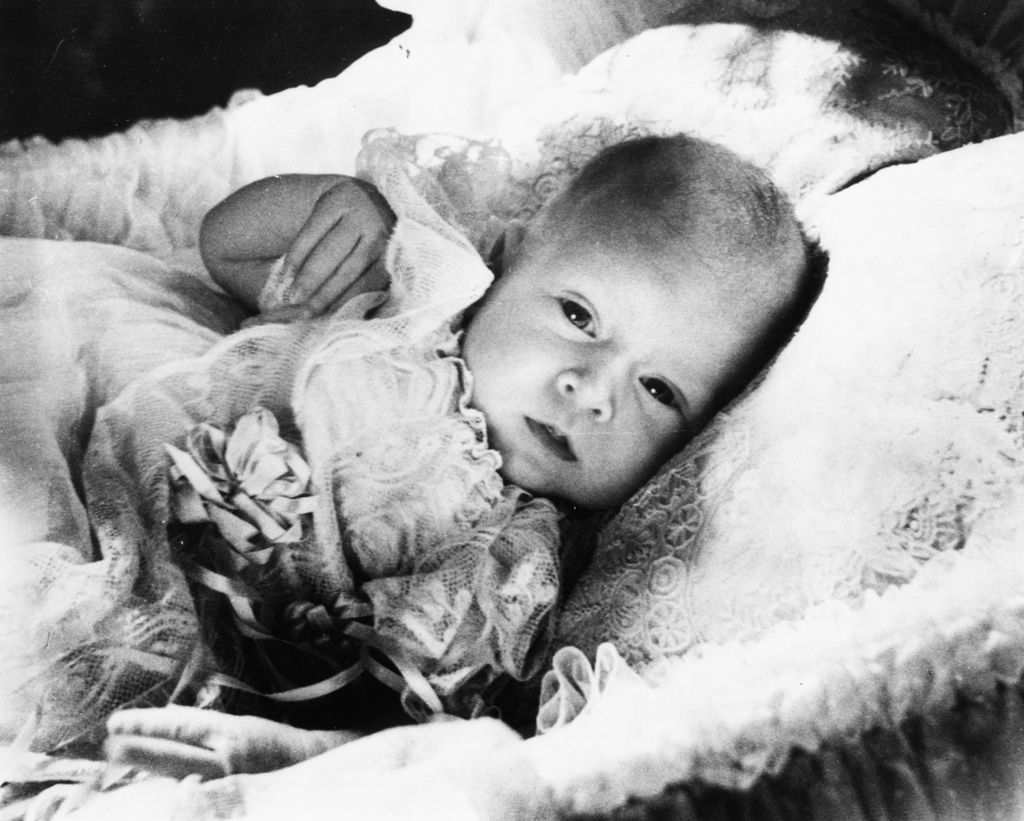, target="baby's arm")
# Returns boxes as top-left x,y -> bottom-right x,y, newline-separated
199,174 -> 395,318
105,706 -> 362,779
